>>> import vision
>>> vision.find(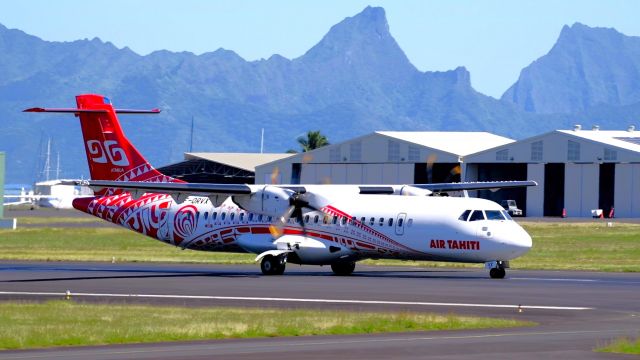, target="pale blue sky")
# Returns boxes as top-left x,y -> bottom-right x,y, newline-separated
1,0 -> 638,98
